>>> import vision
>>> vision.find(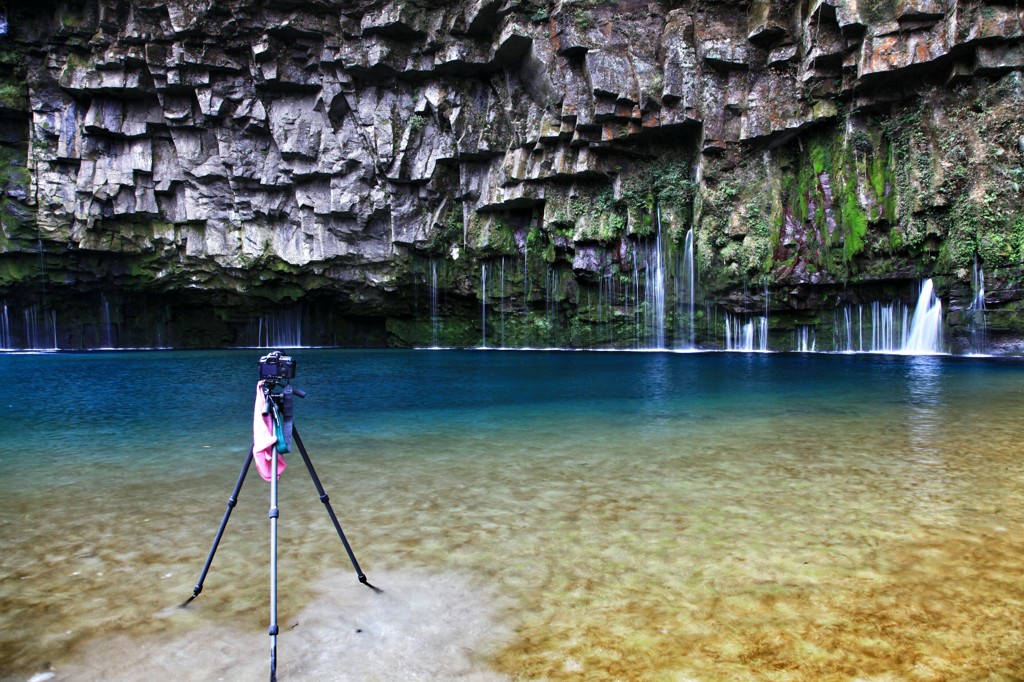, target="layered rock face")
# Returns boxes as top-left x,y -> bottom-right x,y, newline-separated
0,0 -> 1022,351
